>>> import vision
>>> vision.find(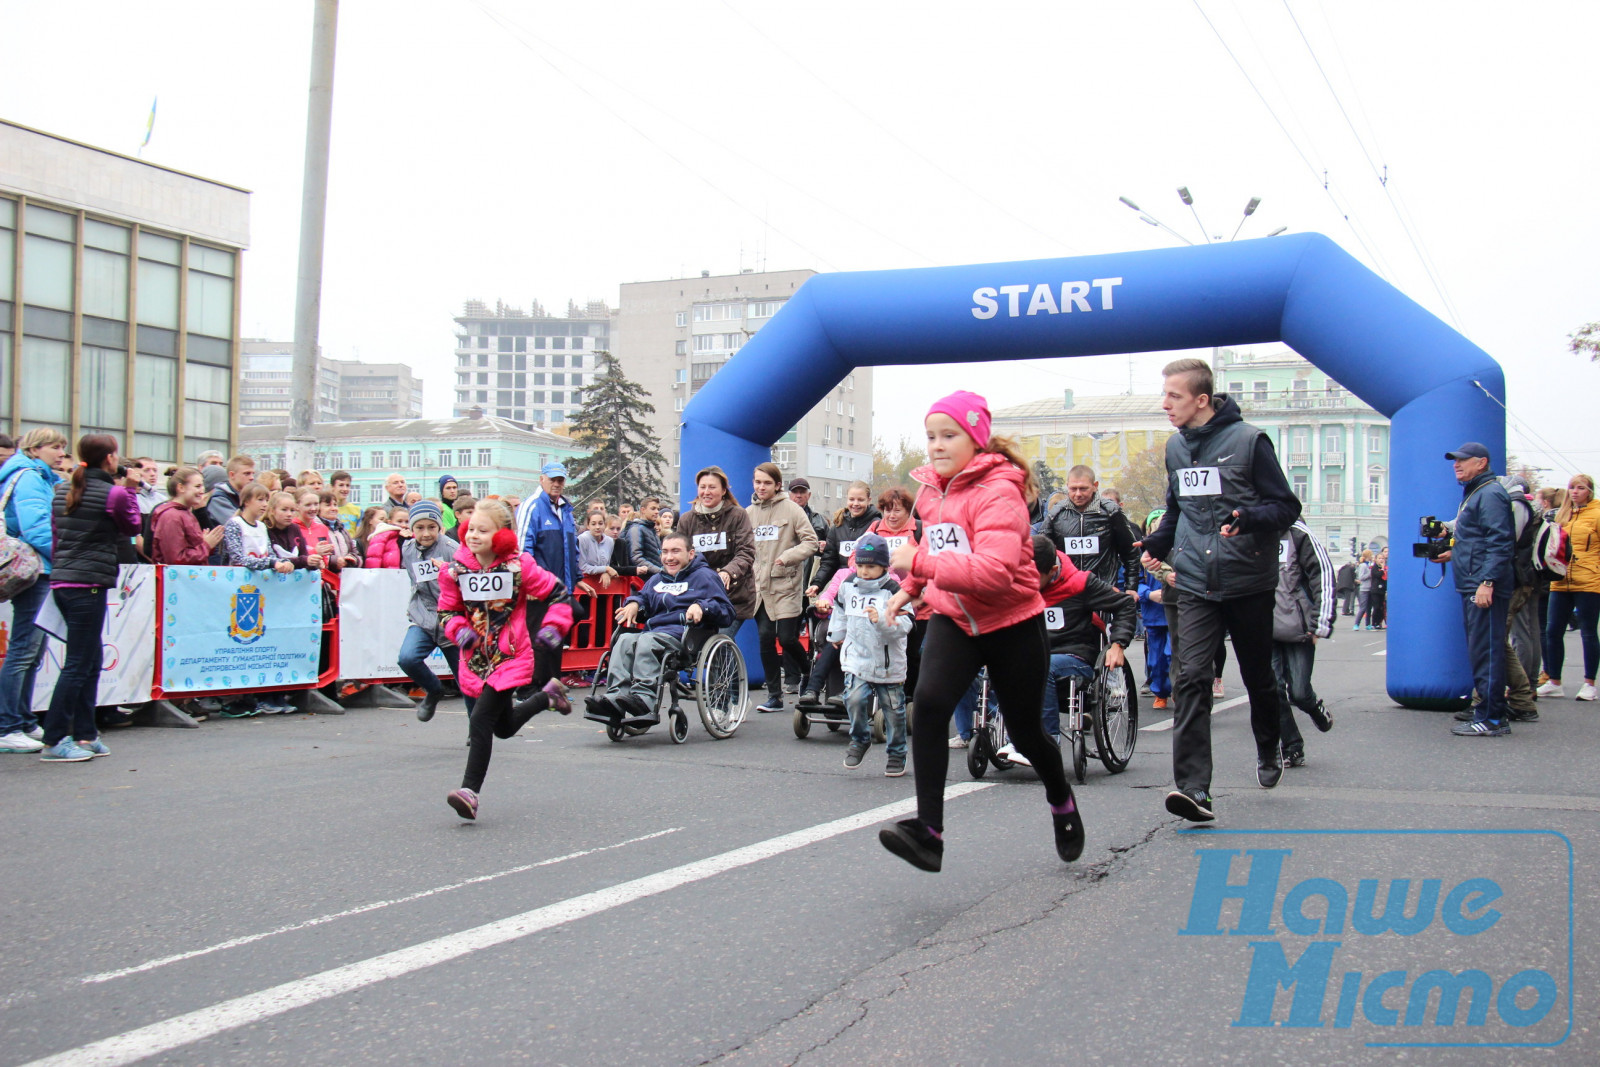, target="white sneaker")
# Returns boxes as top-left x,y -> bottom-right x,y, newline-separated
947,735 -> 969,749
0,730 -> 45,753
996,743 -> 1032,768
24,725 -> 43,741
1212,678 -> 1226,699
1577,684 -> 1597,702
1536,681 -> 1563,698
